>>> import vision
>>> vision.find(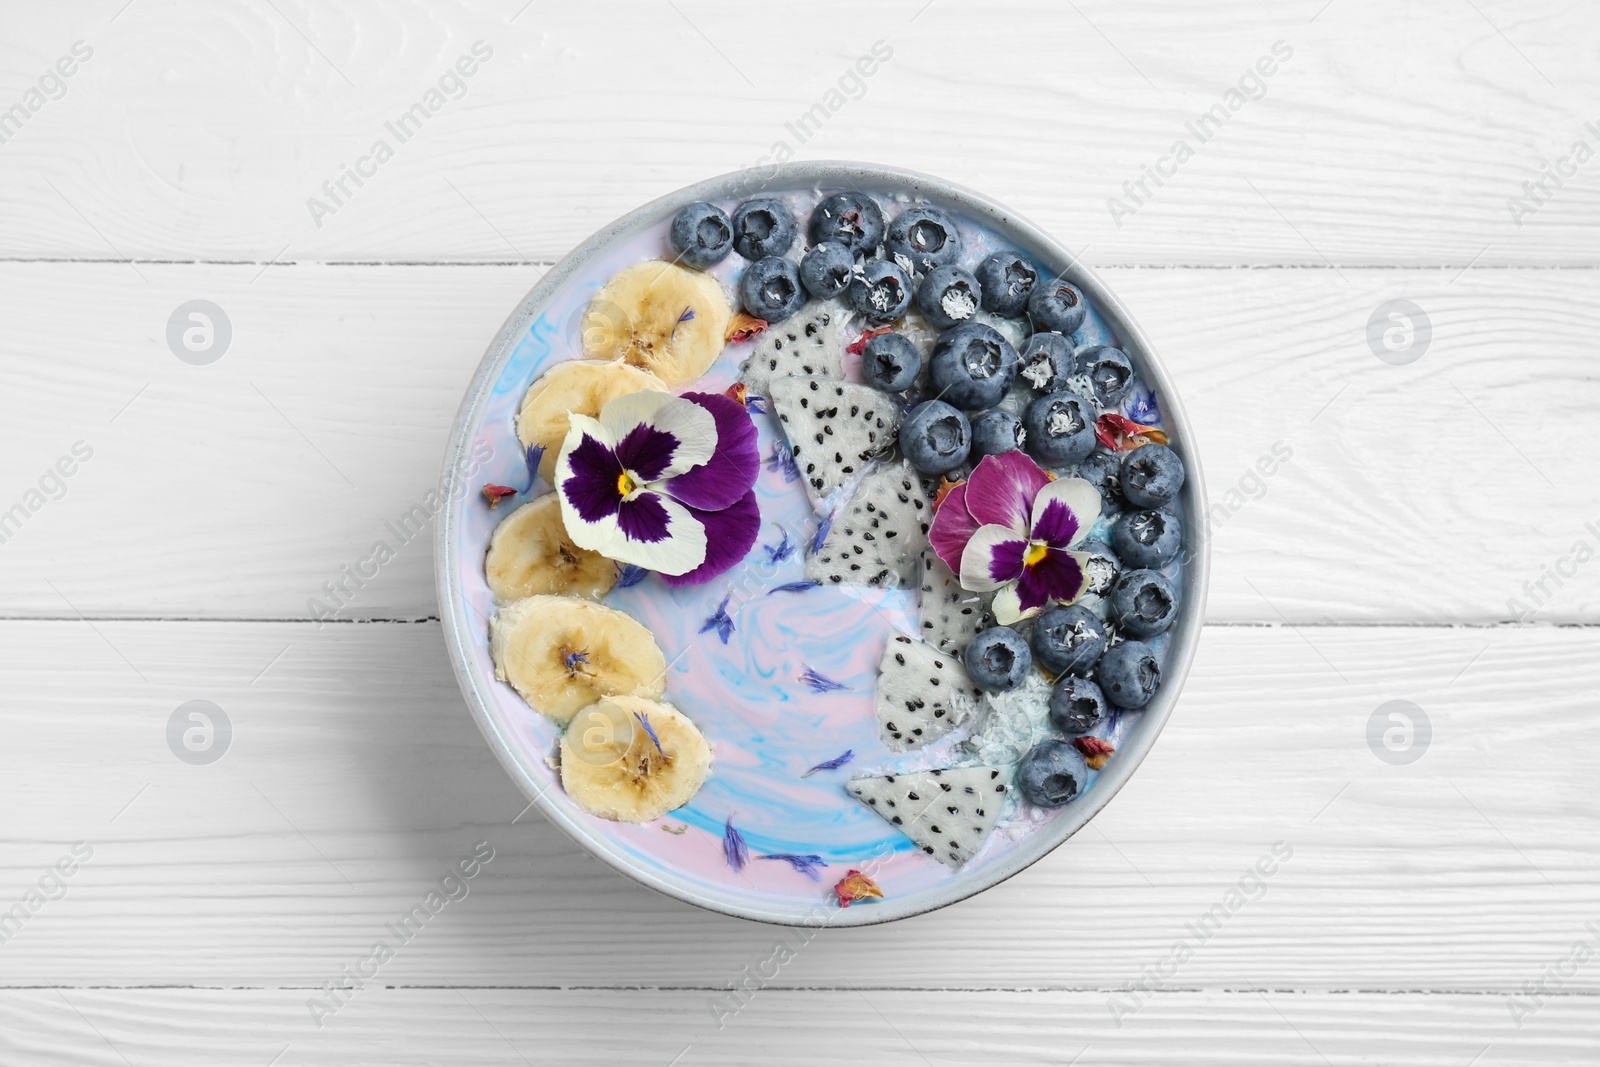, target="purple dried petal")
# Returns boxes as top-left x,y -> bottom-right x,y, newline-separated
768,580 -> 820,595
698,594 -> 735,645
723,817 -> 748,871
799,667 -> 847,694
614,562 -> 647,588
801,750 -> 854,777
761,853 -> 827,881
809,514 -> 833,555
766,442 -> 800,484
523,444 -> 546,493
633,711 -> 664,756
671,305 -> 695,340
763,526 -> 795,564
